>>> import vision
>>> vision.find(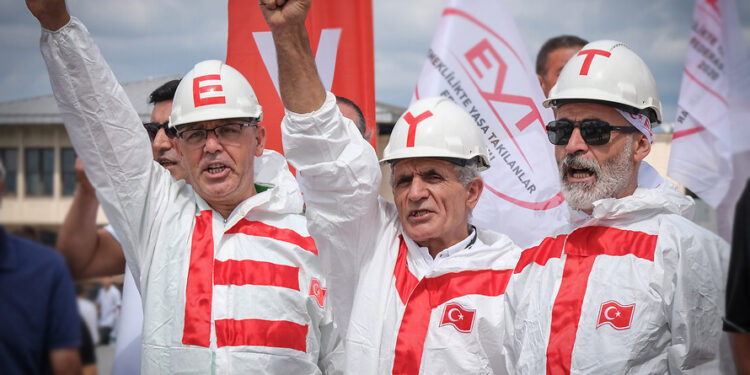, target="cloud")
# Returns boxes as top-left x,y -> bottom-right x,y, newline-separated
1,0 -> 749,122
373,0 -> 445,106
